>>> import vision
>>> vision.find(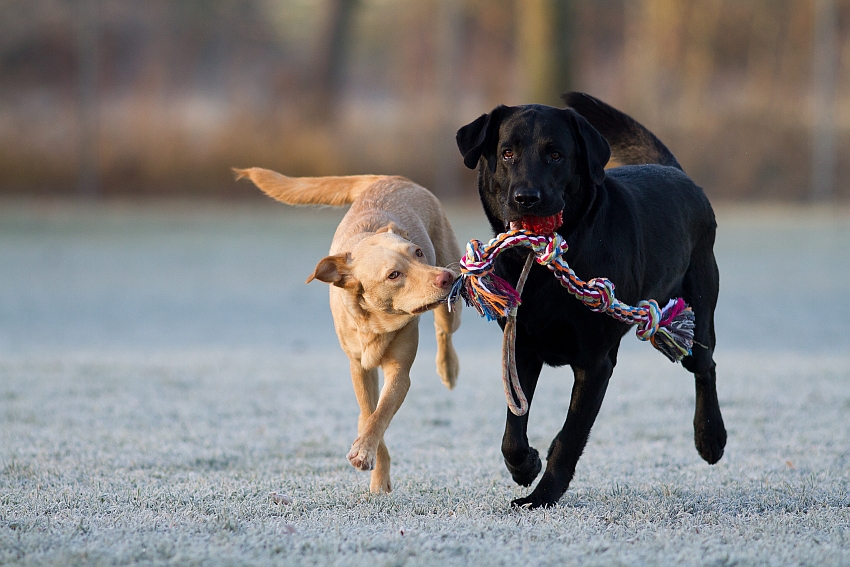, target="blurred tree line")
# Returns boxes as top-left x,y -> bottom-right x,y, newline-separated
0,0 -> 848,200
